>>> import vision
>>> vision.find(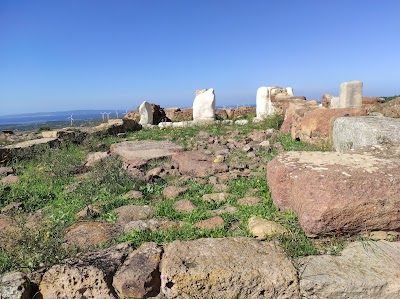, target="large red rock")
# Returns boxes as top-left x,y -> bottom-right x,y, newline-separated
297,107 -> 367,146
267,146 -> 400,235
